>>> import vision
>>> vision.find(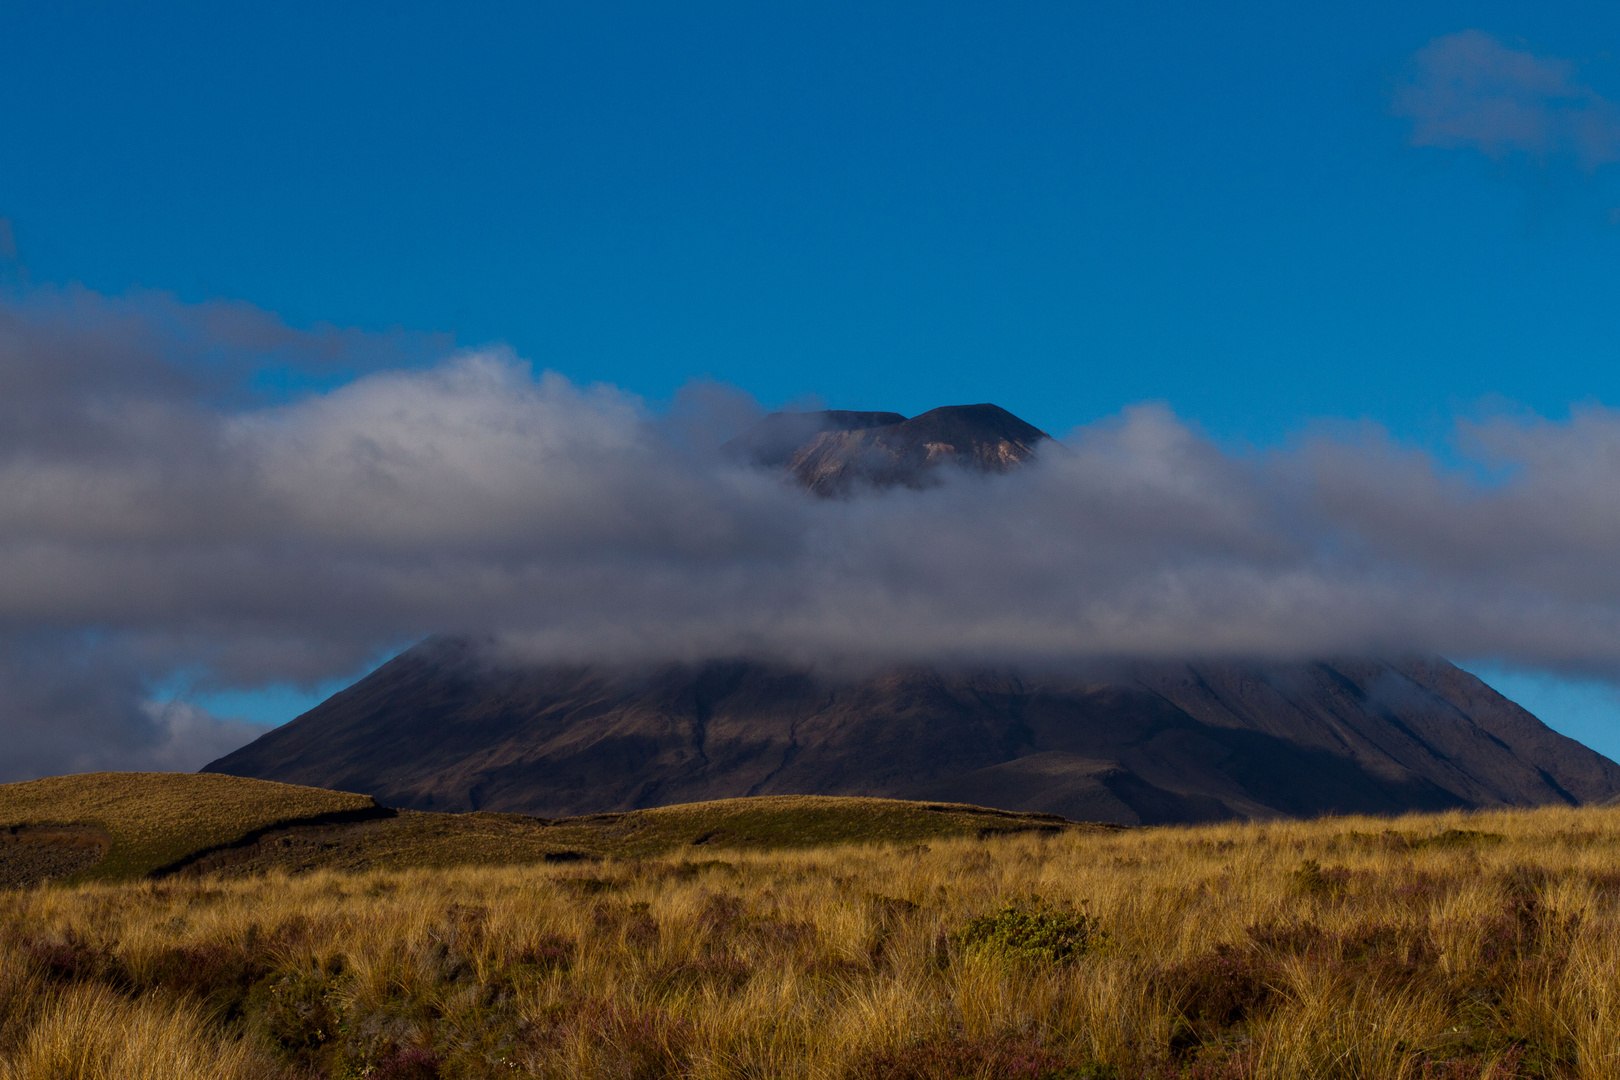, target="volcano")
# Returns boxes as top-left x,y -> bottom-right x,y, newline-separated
205,403 -> 1620,823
